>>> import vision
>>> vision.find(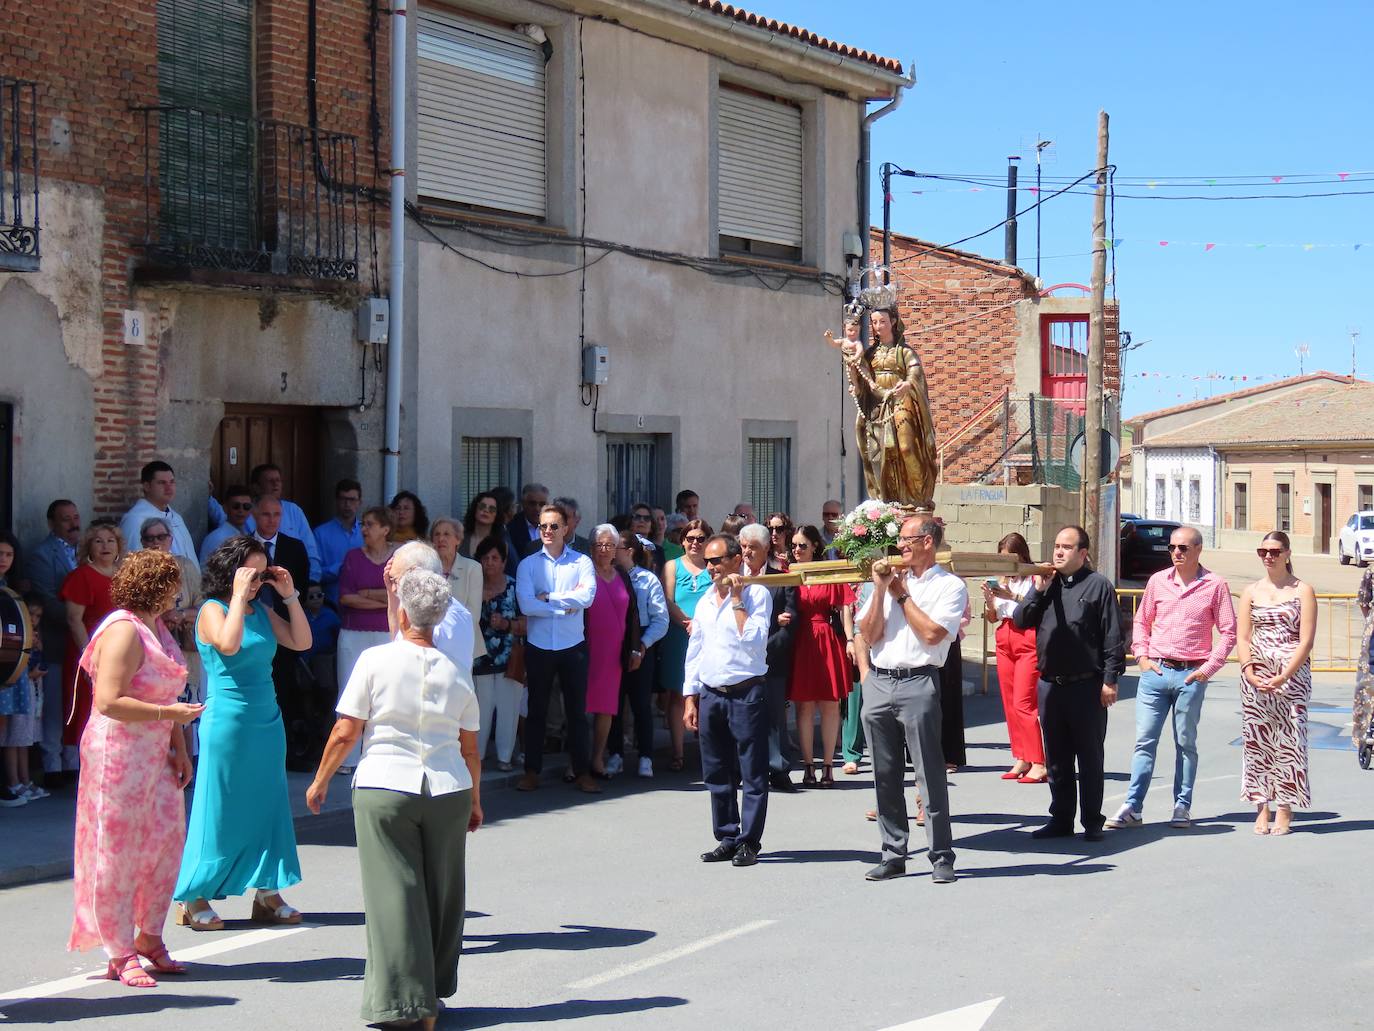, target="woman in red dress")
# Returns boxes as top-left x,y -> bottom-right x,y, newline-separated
62,521 -> 125,747
787,525 -> 855,788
